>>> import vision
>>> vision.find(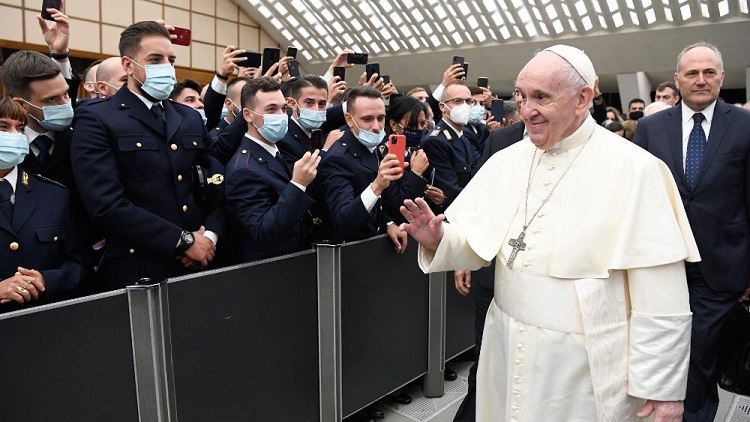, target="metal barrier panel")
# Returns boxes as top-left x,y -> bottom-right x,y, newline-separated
0,291 -> 139,421
445,263 -> 495,360
340,236 -> 430,417
167,250 -> 320,422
